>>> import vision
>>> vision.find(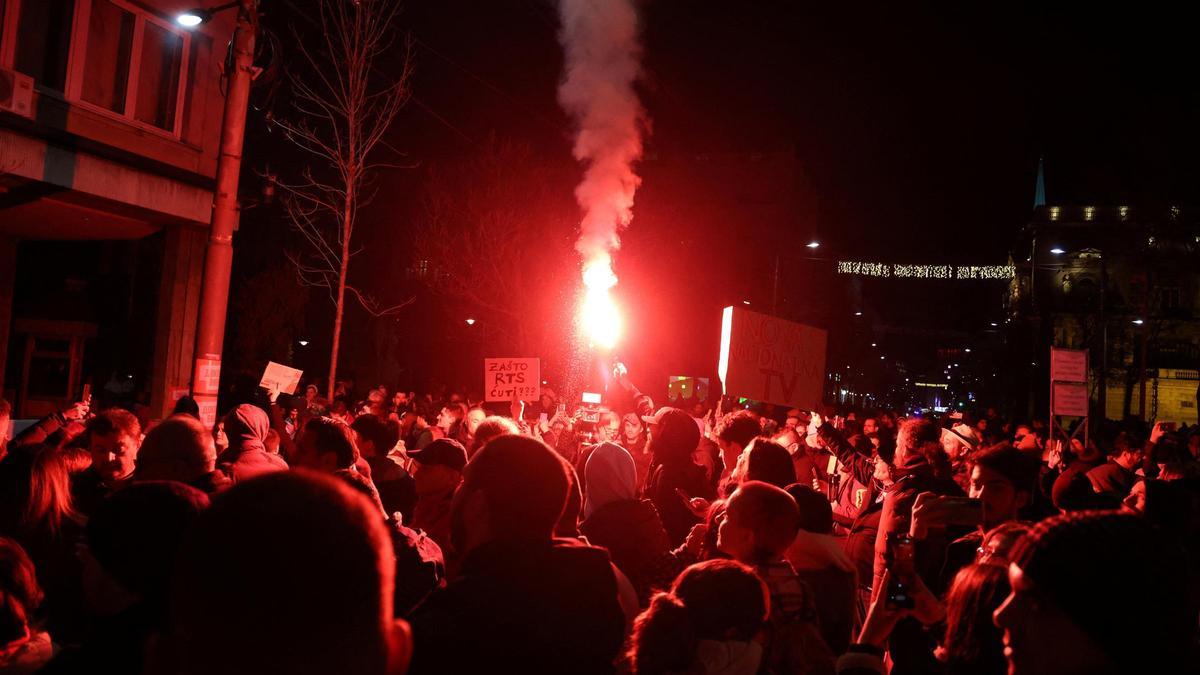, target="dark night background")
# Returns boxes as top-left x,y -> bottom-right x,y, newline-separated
225,0 -> 1198,403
